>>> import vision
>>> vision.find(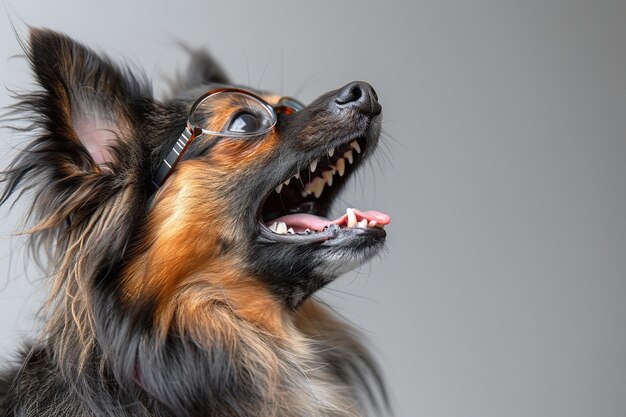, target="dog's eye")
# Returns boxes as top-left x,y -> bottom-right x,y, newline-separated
228,112 -> 261,134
